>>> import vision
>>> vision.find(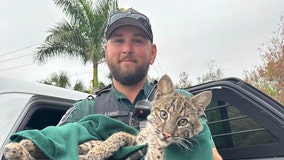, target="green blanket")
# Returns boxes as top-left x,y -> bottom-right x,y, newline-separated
10,114 -> 212,160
